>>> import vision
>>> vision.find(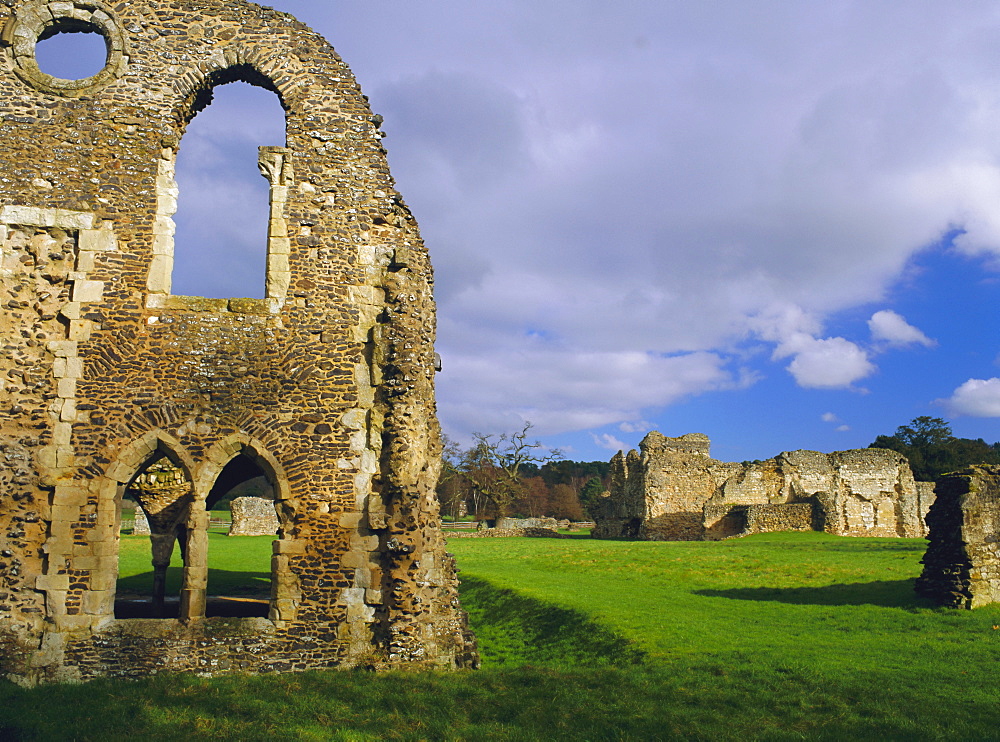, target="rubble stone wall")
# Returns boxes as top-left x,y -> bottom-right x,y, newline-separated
0,0 -> 476,684
595,431 -> 929,541
228,496 -> 279,537
916,466 -> 1000,609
